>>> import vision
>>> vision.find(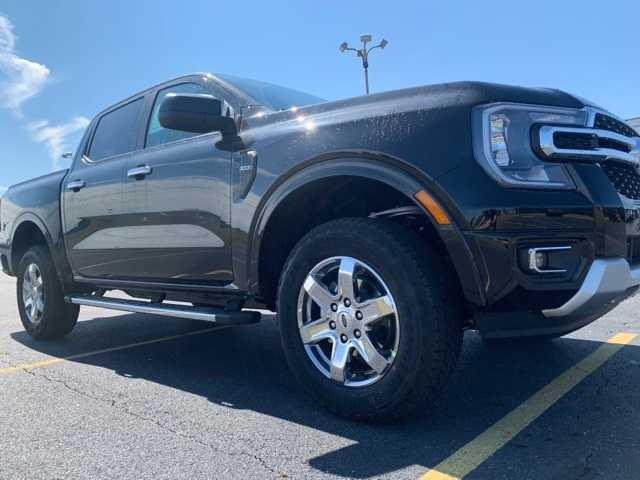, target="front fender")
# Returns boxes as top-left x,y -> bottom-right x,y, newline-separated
246,153 -> 487,306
